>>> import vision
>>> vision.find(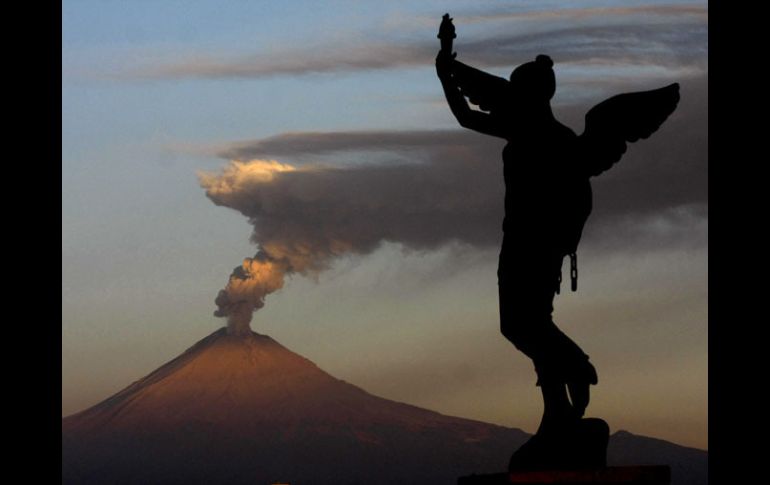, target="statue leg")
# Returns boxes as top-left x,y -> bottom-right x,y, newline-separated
538,381 -> 573,433
498,245 -> 607,470
567,360 -> 597,417
497,250 -> 596,425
